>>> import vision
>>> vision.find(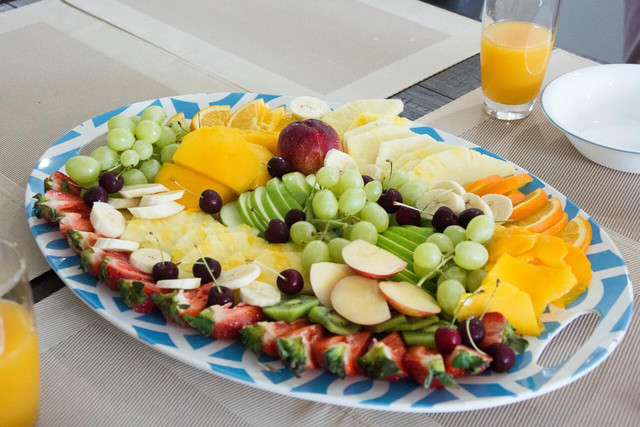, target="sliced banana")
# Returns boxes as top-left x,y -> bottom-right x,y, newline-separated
156,278 -> 201,290
239,281 -> 281,307
463,193 -> 494,219
119,183 -> 168,199
130,248 -> 172,273
90,202 -> 126,238
430,180 -> 466,196
93,238 -> 139,251
415,189 -> 465,217
108,197 -> 140,210
290,96 -> 331,120
360,164 -> 382,181
139,190 -> 185,207
217,264 -> 261,290
482,194 -> 513,222
128,201 -> 184,219
324,149 -> 358,173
